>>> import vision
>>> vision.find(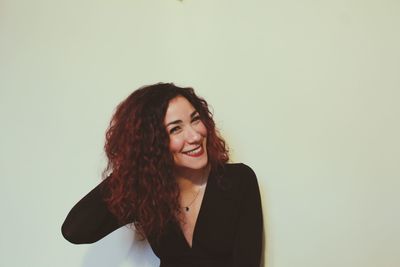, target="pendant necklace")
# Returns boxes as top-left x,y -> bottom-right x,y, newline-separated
182,172 -> 208,212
